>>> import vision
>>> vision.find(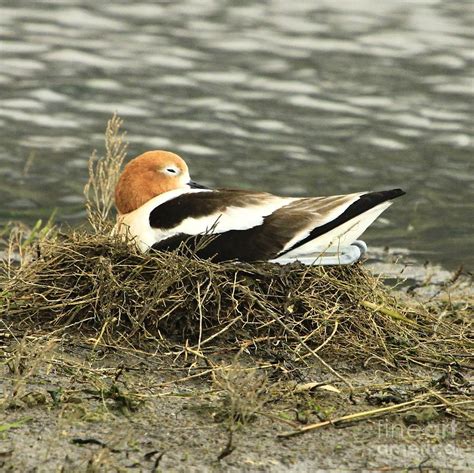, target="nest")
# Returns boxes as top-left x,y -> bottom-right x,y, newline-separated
2,229 -> 463,369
